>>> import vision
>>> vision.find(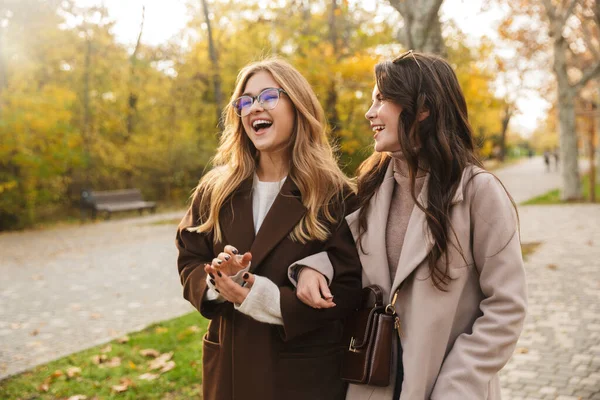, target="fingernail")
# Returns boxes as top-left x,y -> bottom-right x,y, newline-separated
217,260 -> 222,265
243,273 -> 249,280
225,255 -> 230,260
209,273 -> 215,279
232,248 -> 238,254
210,279 -> 215,285
215,289 -> 220,293
217,271 -> 222,277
